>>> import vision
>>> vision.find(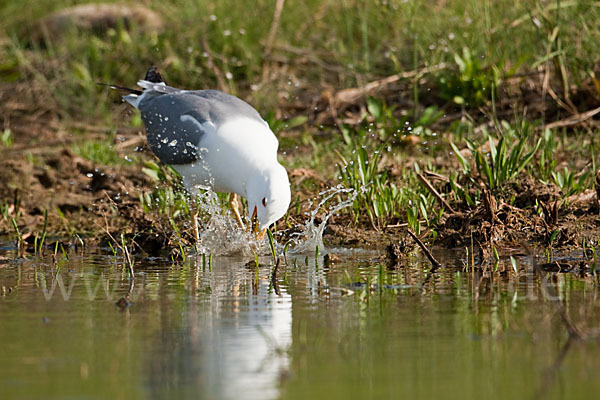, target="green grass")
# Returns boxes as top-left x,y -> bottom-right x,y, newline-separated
1,0 -> 599,121
437,46 -> 501,107
338,146 -> 404,228
451,120 -> 542,192
1,128 -> 13,147
139,161 -> 190,218
0,201 -> 14,221
71,139 -> 132,166
140,185 -> 190,219
552,167 -> 590,198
